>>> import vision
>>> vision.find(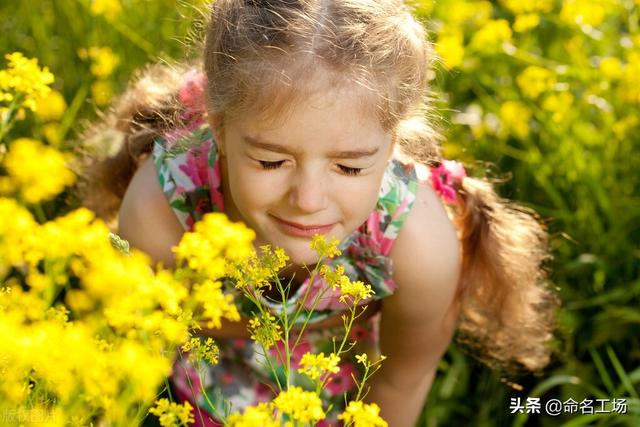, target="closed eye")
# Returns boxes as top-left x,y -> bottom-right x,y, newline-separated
258,160 -> 285,169
338,165 -> 363,176
258,160 -> 363,176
